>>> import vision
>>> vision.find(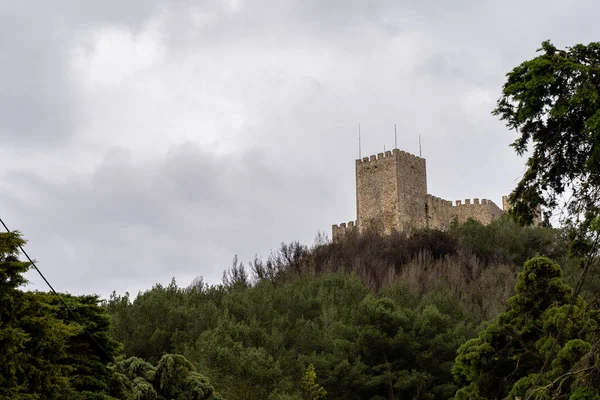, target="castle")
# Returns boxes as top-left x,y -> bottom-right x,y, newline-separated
332,148 -> 539,241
